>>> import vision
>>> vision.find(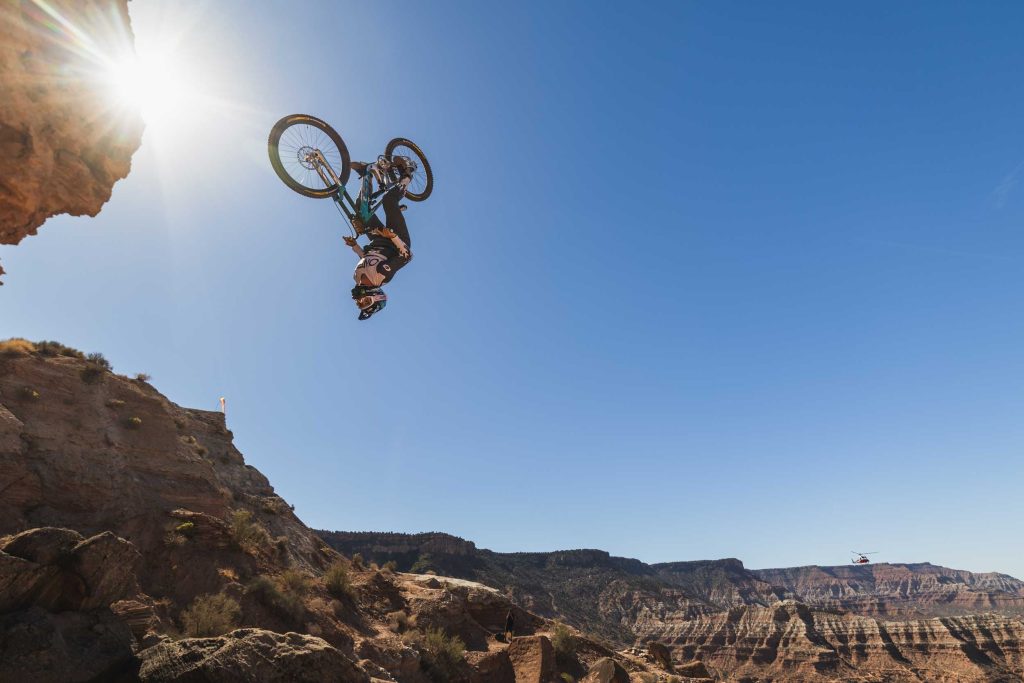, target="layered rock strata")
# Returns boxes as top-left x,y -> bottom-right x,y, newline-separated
753,563 -> 1024,619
